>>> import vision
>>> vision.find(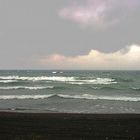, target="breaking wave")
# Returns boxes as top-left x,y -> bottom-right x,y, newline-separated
0,80 -> 18,83
0,94 -> 54,100
131,87 -> 140,91
0,76 -> 75,82
0,86 -> 54,90
90,86 -> 117,90
0,94 -> 140,102
0,76 -> 117,85
57,94 -> 140,102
